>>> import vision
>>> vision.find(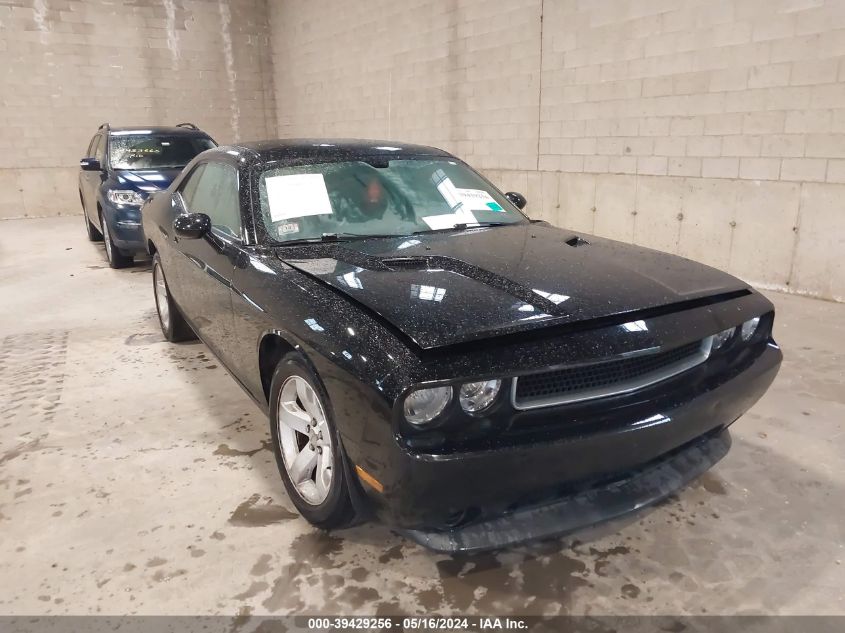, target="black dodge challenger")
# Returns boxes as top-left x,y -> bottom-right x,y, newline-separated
142,139 -> 782,552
